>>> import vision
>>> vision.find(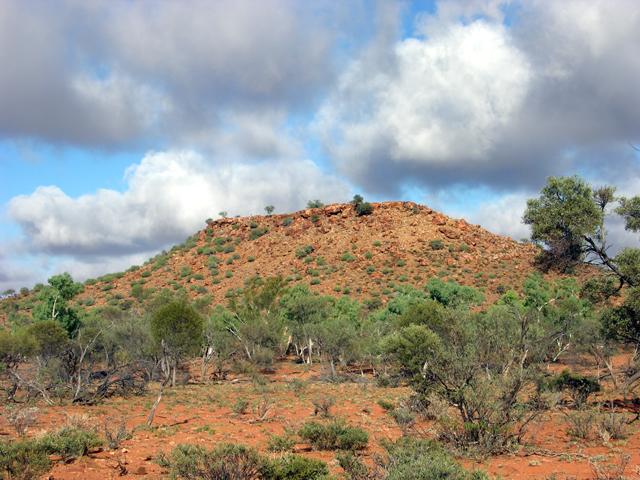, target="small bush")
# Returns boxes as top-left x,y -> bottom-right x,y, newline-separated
377,399 -> 395,411
390,407 -> 416,434
282,217 -> 293,226
103,417 -> 131,450
566,409 -> 596,440
7,406 -> 39,436
307,200 -> 324,209
264,454 -> 329,480
0,439 -> 50,480
430,240 -> 444,250
298,420 -> 368,451
267,434 -> 296,453
547,370 -> 601,407
340,252 -> 356,262
296,245 -> 314,259
38,426 -> 103,461
312,396 -> 335,418
164,443 -> 264,480
598,410 -> 629,441
232,398 -> 249,415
